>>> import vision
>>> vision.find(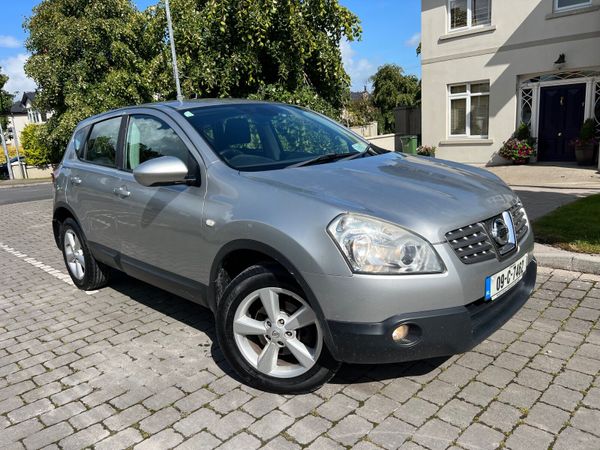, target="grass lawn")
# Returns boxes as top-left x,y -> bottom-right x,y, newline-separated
533,194 -> 600,254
